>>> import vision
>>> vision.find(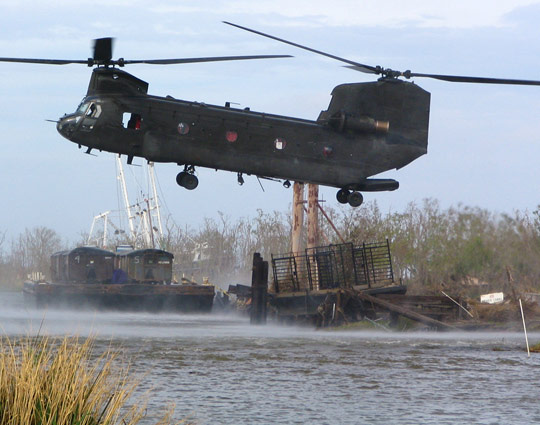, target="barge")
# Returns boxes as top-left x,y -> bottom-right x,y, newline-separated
24,246 -> 214,312
268,241 -> 404,320
241,240 -> 466,328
